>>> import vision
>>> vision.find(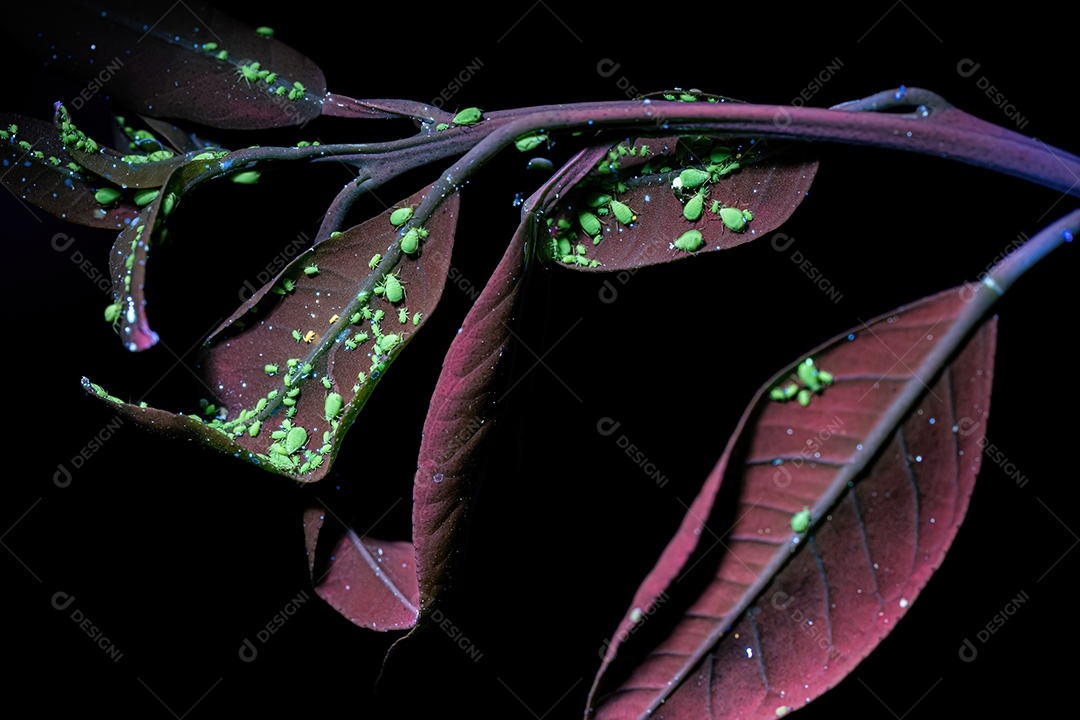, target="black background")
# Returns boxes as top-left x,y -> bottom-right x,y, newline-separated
2,2 -> 1075,717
